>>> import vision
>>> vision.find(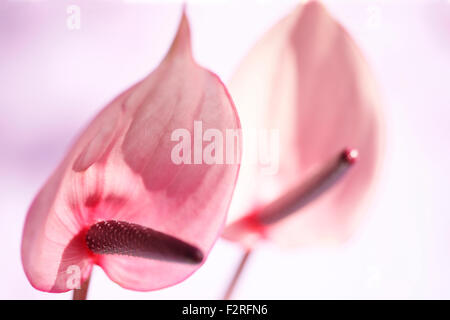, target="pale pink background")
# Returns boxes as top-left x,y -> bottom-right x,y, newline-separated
0,0 -> 449,299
